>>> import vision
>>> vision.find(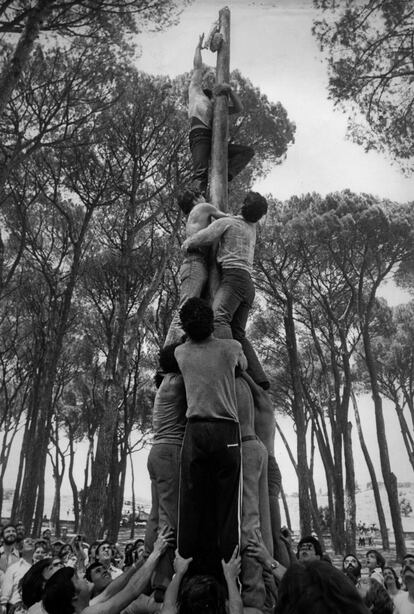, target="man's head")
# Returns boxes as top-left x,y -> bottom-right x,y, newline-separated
85,561 -> 112,593
179,574 -> 227,614
342,553 -> 362,584
296,536 -> 322,562
383,565 -> 401,590
178,188 -> 205,215
1,523 -> 17,545
180,298 -> 214,342
401,553 -> 414,590
21,537 -> 35,554
366,549 -> 385,571
43,566 -> 89,614
42,529 -> 52,541
96,541 -> 113,564
16,522 -> 25,540
241,191 -> 268,223
276,561 -> 370,614
202,68 -> 215,92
